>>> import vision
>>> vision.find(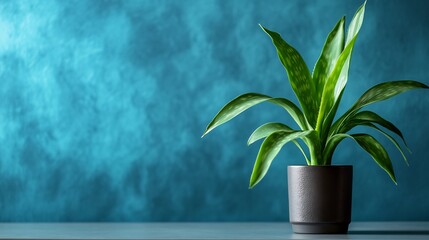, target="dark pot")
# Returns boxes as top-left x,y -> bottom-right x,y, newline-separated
288,165 -> 353,234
